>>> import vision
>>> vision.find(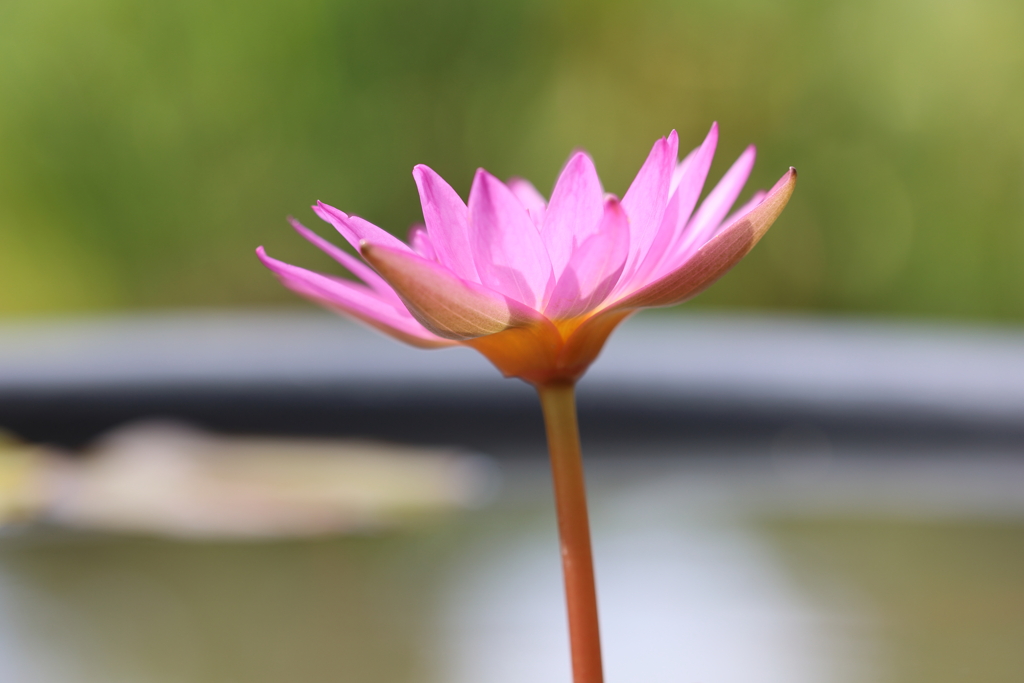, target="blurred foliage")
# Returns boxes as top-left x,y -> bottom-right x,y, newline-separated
0,0 -> 1022,319
767,517 -> 1024,683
